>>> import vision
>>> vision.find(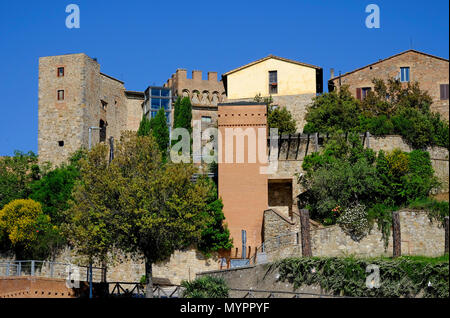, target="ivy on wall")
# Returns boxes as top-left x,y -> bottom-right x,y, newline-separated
276,256 -> 449,298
